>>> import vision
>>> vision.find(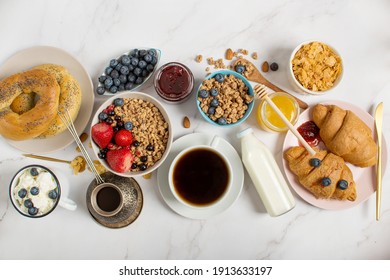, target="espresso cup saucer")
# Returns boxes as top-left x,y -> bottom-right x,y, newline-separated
157,133 -> 244,219
86,172 -> 143,228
